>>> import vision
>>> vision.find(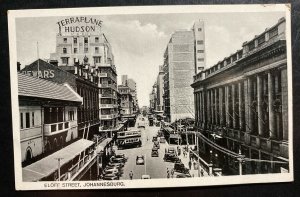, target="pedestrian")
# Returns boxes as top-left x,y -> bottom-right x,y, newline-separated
201,169 -> 204,177
171,168 -> 174,178
188,160 -> 192,170
167,168 -> 170,179
129,171 -> 133,180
